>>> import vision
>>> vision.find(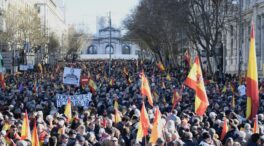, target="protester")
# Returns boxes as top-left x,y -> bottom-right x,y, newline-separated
0,60 -> 263,146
